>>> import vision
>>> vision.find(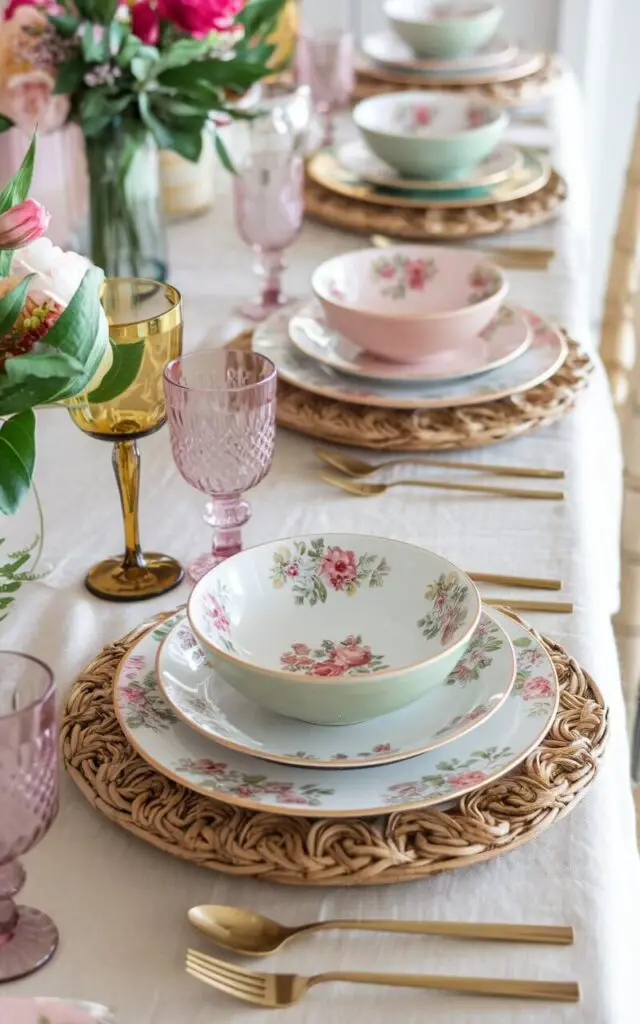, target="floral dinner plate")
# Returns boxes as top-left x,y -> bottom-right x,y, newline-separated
114,609 -> 558,818
361,31 -> 518,73
289,301 -> 532,384
358,49 -> 545,87
337,138 -> 524,193
157,609 -> 515,768
254,305 -> 568,411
